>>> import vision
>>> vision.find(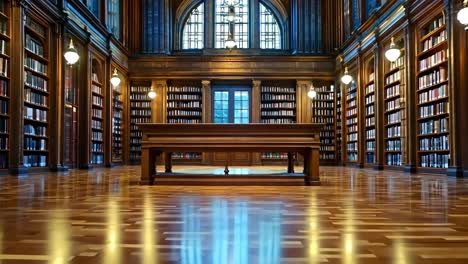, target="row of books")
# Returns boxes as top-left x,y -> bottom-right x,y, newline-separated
346,92 -> 356,101
172,152 -> 202,159
422,29 -> 446,52
347,118 -> 357,126
131,117 -> 151,124
366,116 -> 375,127
389,56 -> 404,71
348,153 -> 358,161
314,86 -> 334,92
92,95 -> 103,107
129,94 -> 151,100
25,16 -> 46,37
167,119 -> 201,124
347,99 -> 356,108
366,129 -> 375,139
365,94 -> 375,105
386,154 -> 402,166
0,153 -> 7,169
419,102 -> 448,118
386,98 -> 401,111
423,16 -> 444,36
366,105 -> 375,116
261,152 -> 289,159
0,39 -> 6,55
261,102 -> 295,108
131,109 -> 151,116
261,87 -> 295,93
130,86 -> 151,93
0,99 -> 6,114
313,117 -> 333,123
0,57 -> 7,76
320,138 -> 334,145
347,132 -> 358,142
419,50 -> 447,71
23,155 -> 47,167
366,153 -> 375,163
91,73 -> 100,83
24,106 -> 47,121
92,131 -> 103,141
25,57 -> 46,74
24,89 -> 46,106
0,19 -> 7,36
168,110 -> 202,116
91,119 -> 102,130
420,153 -> 449,168
24,138 -> 46,151
313,109 -> 333,116
0,119 -> 8,133
387,111 -> 401,125
167,94 -> 202,100
25,71 -> 47,91
366,83 -> 375,94
320,145 -> 335,151
386,125 -> 401,138
313,93 -> 334,101
92,84 -> 102,94
92,108 -> 102,118
25,34 -> 44,57
24,124 -> 46,136
418,68 -> 447,89
167,101 -> 201,108
385,84 -> 400,99
0,137 -> 7,149
261,94 -> 295,101
386,139 -> 401,151
419,118 -> 448,135
419,135 -> 449,151
0,79 -> 7,96
313,101 -> 334,108
129,138 -> 142,144
91,154 -> 103,164
260,119 -> 295,124
91,143 -> 103,152
385,71 -> 401,85
418,84 -> 447,104
168,86 -> 202,93
321,153 -> 335,160
131,101 -> 151,108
